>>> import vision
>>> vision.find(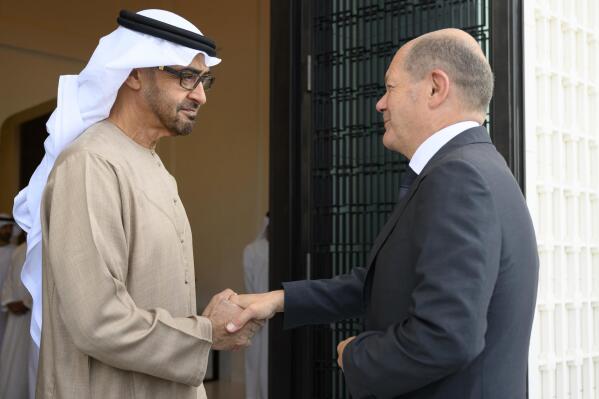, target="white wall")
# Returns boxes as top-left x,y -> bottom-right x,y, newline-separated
525,1 -> 599,397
